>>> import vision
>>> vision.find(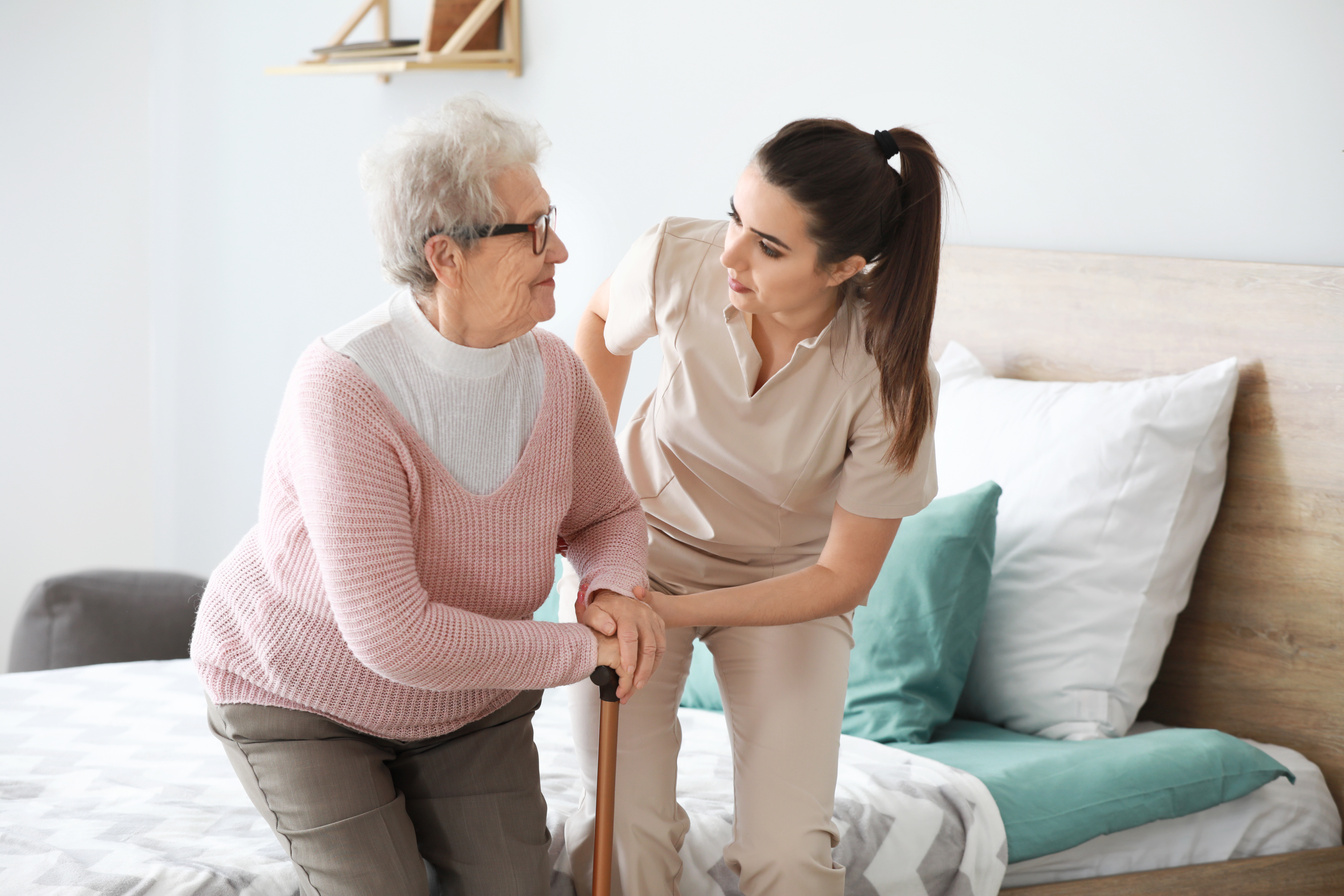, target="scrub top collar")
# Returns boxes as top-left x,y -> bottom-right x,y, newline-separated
722,297 -> 852,398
